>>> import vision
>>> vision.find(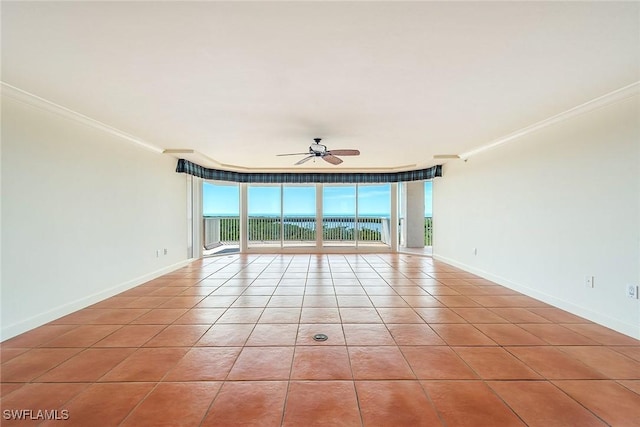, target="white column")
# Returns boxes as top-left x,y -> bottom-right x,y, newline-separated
187,175 -> 203,259
399,182 -> 406,247
239,183 -> 248,253
390,183 -> 398,252
186,176 -> 194,258
405,181 -> 425,248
